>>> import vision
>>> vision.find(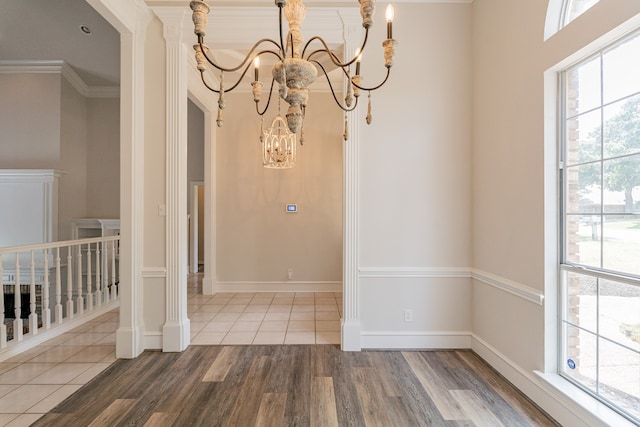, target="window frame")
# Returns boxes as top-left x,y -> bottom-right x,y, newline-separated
558,29 -> 640,425
545,0 -> 600,40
